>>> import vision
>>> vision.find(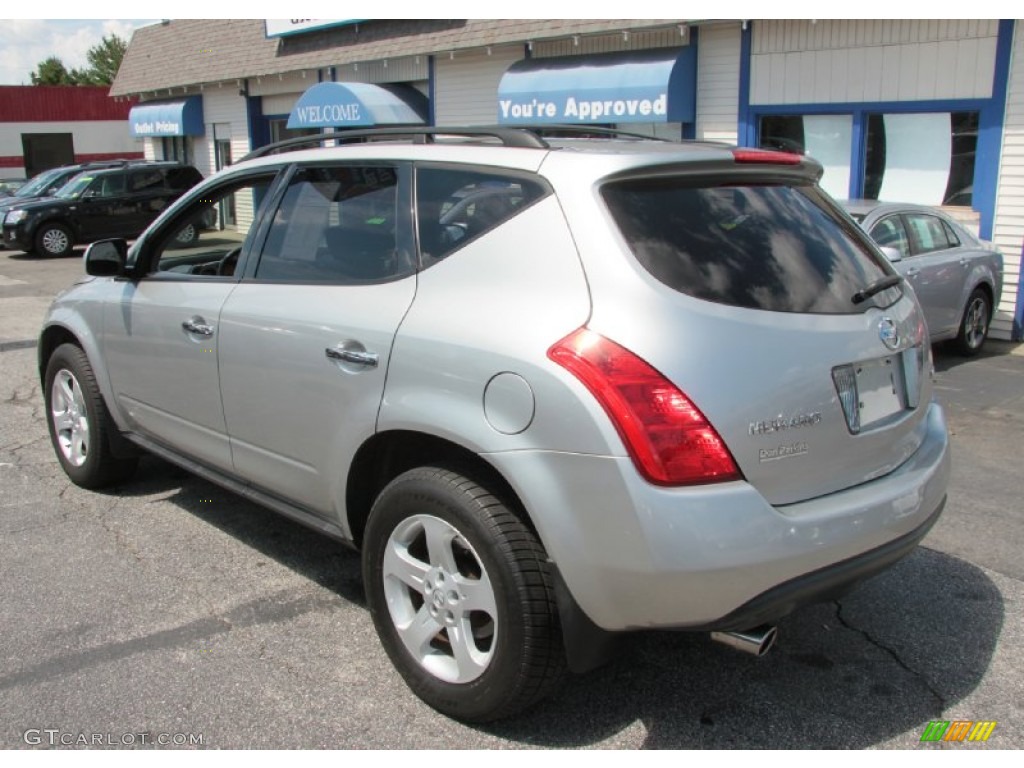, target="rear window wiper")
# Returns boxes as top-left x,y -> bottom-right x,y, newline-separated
852,274 -> 903,305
